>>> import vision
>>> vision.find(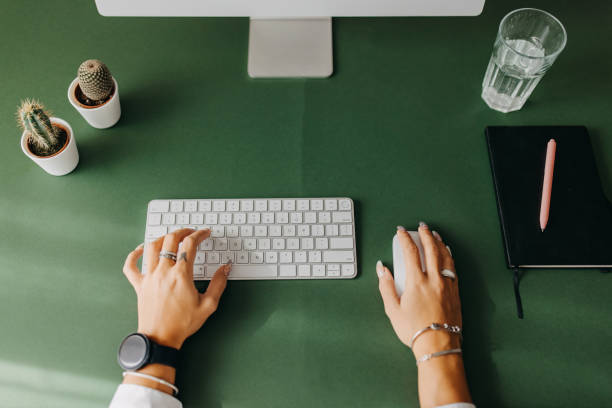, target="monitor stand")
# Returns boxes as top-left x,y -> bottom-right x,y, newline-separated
247,17 -> 333,78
